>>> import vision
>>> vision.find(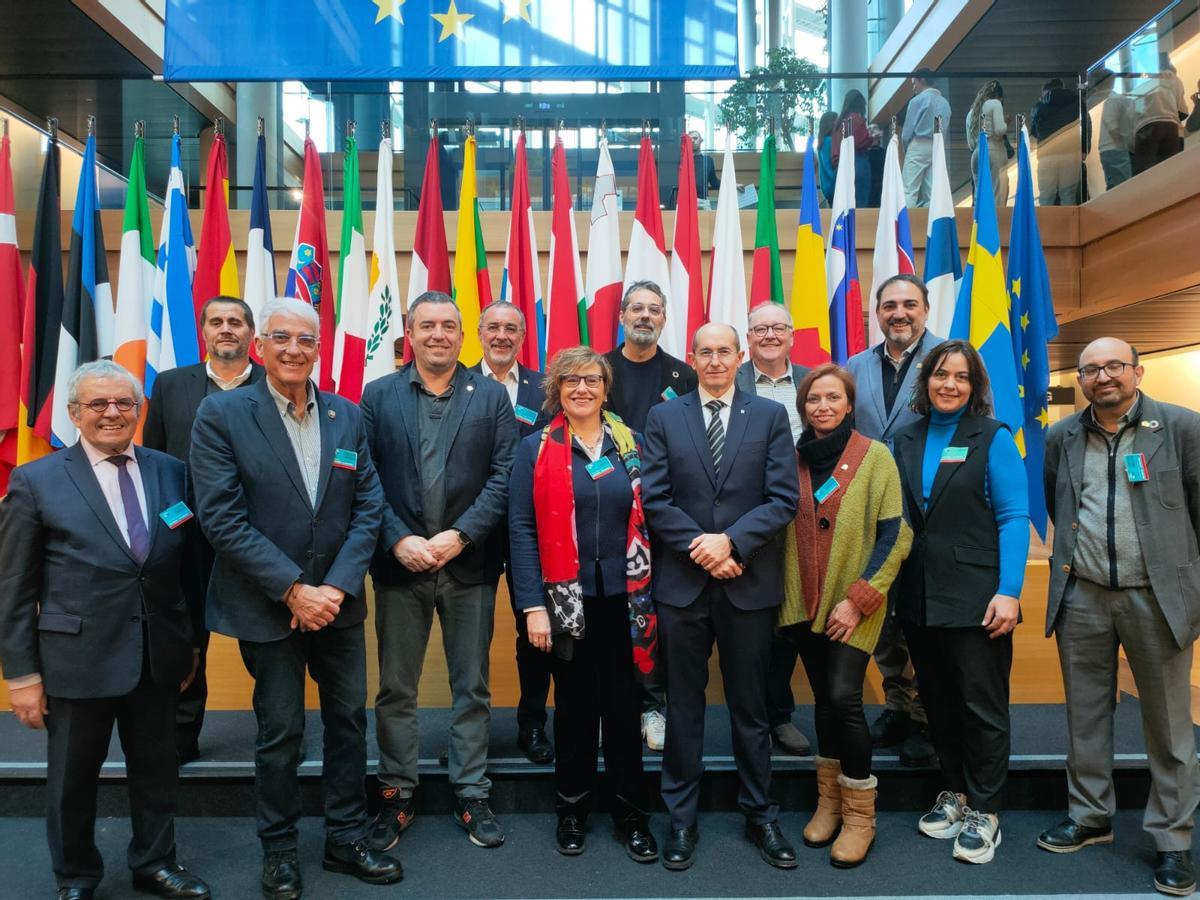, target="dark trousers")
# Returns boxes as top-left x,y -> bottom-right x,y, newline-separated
175,629 -> 209,755
903,622 -> 1012,813
783,623 -> 873,779
1132,121 -> 1184,175
46,665 -> 179,889
551,594 -> 646,819
506,567 -> 552,733
765,632 -> 801,728
238,625 -> 369,850
659,582 -> 777,828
